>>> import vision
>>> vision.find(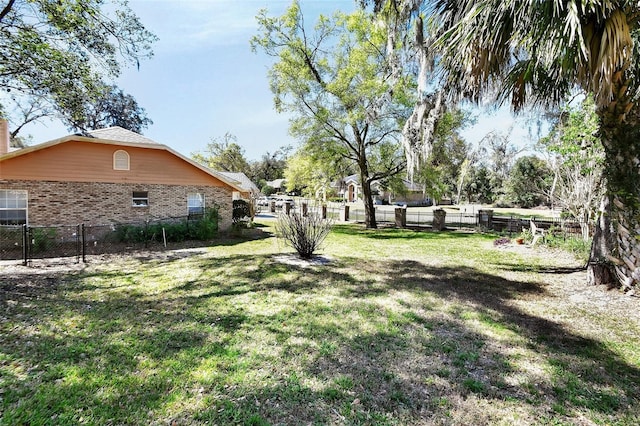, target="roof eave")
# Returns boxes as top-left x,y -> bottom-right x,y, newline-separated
0,135 -> 246,193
